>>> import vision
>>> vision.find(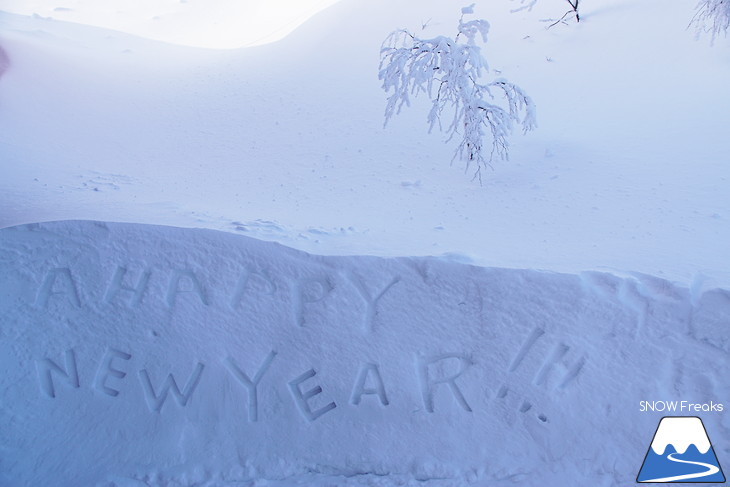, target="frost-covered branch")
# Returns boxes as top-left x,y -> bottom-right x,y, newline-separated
692,0 -> 730,42
512,0 -> 580,25
378,7 -> 536,181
